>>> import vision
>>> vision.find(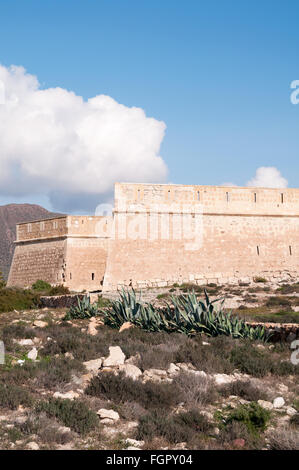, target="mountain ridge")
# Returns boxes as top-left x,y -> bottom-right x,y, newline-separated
0,203 -> 63,280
